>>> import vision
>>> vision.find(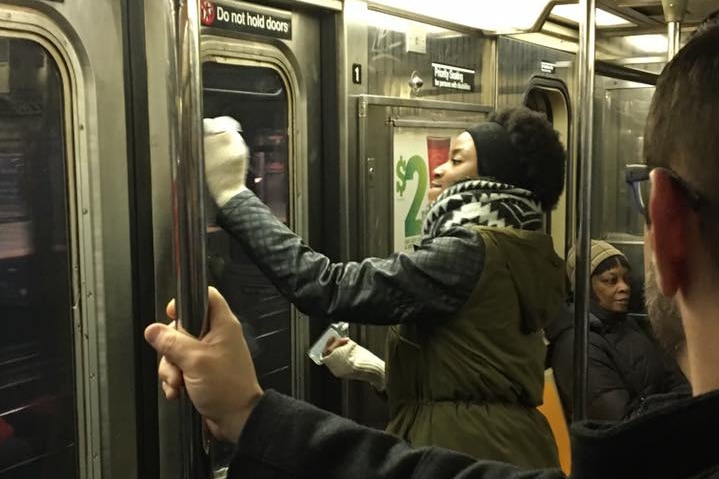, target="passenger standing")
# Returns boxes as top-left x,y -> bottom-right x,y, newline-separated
200,107 -> 566,468
546,241 -> 689,420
